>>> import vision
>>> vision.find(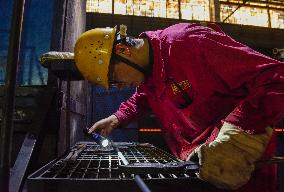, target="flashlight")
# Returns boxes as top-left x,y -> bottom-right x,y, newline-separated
92,133 -> 110,147
83,129 -> 110,147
